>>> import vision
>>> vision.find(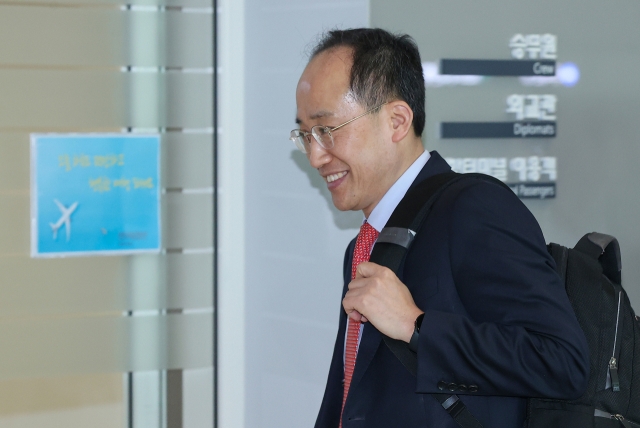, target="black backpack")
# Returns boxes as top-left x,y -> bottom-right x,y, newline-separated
527,233 -> 640,428
370,172 -> 640,428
